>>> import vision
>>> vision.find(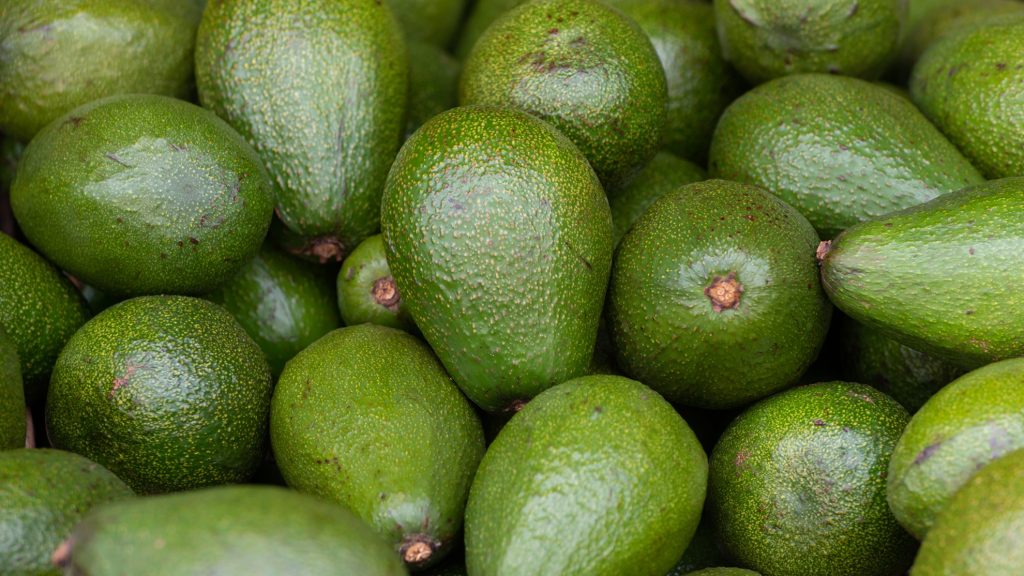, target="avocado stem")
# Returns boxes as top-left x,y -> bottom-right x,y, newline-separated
816,240 -> 832,264
372,276 -> 401,309
704,272 -> 743,312
400,534 -> 439,567
51,538 -> 72,568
